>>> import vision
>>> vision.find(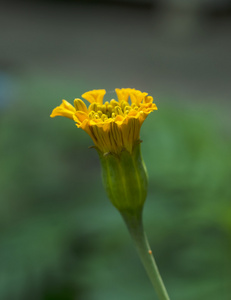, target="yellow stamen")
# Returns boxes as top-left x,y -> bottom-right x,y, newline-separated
88,103 -> 98,112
